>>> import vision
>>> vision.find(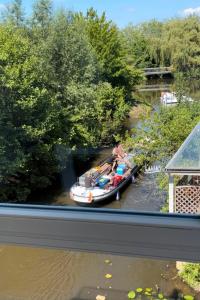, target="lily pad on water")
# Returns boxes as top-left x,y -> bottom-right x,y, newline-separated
145,288 -> 153,292
105,273 -> 112,279
136,288 -> 143,293
183,295 -> 194,300
128,290 -> 136,299
104,260 -> 111,264
96,295 -> 106,300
